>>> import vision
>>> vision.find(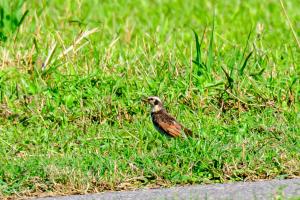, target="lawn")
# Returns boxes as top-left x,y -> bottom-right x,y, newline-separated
0,0 -> 299,198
